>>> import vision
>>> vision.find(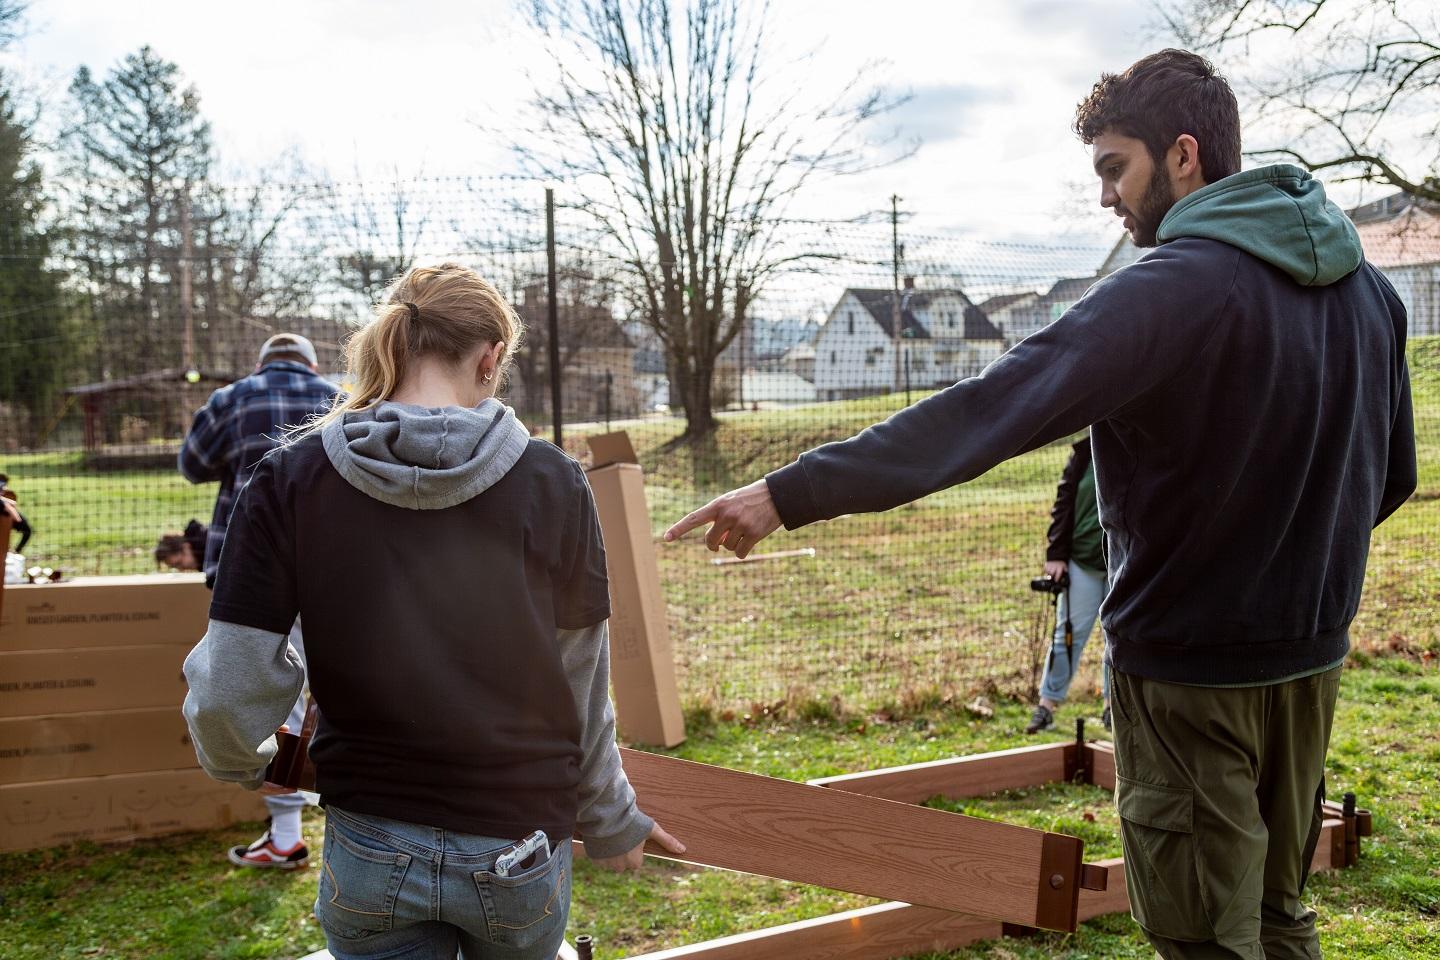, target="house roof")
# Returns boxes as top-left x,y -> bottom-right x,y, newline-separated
1346,190 -> 1440,226
1353,204 -> 1440,269
1041,276 -> 1099,305
849,288 -> 932,339
977,292 -> 1035,313
846,287 -> 1003,340
960,304 -> 1004,340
